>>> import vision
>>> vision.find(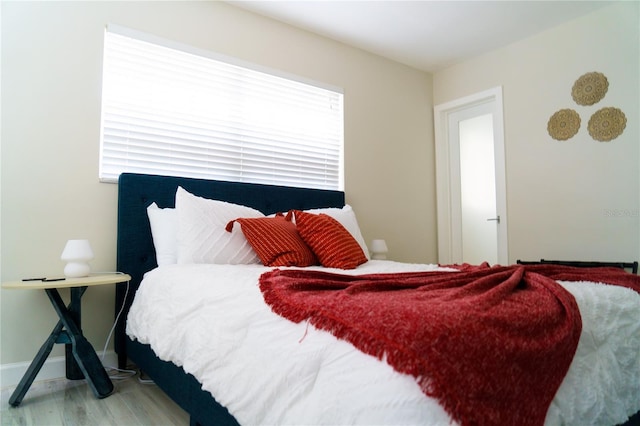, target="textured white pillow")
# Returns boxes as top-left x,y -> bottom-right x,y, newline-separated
176,187 -> 264,264
303,205 -> 370,260
147,203 -> 178,266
